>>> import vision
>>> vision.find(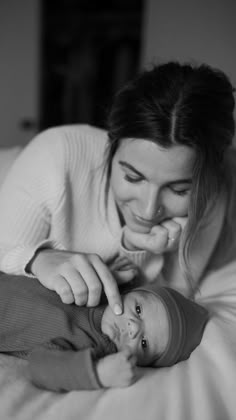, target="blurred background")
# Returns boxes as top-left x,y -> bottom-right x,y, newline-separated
0,0 -> 236,147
